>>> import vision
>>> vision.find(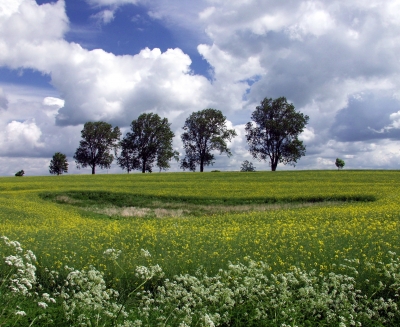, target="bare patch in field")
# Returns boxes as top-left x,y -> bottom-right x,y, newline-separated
150,200 -> 342,214
87,206 -> 186,218
83,201 -> 342,218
